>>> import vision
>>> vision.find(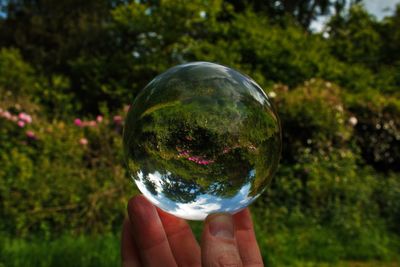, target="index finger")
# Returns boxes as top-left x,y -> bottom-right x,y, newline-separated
121,218 -> 141,267
233,208 -> 264,267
